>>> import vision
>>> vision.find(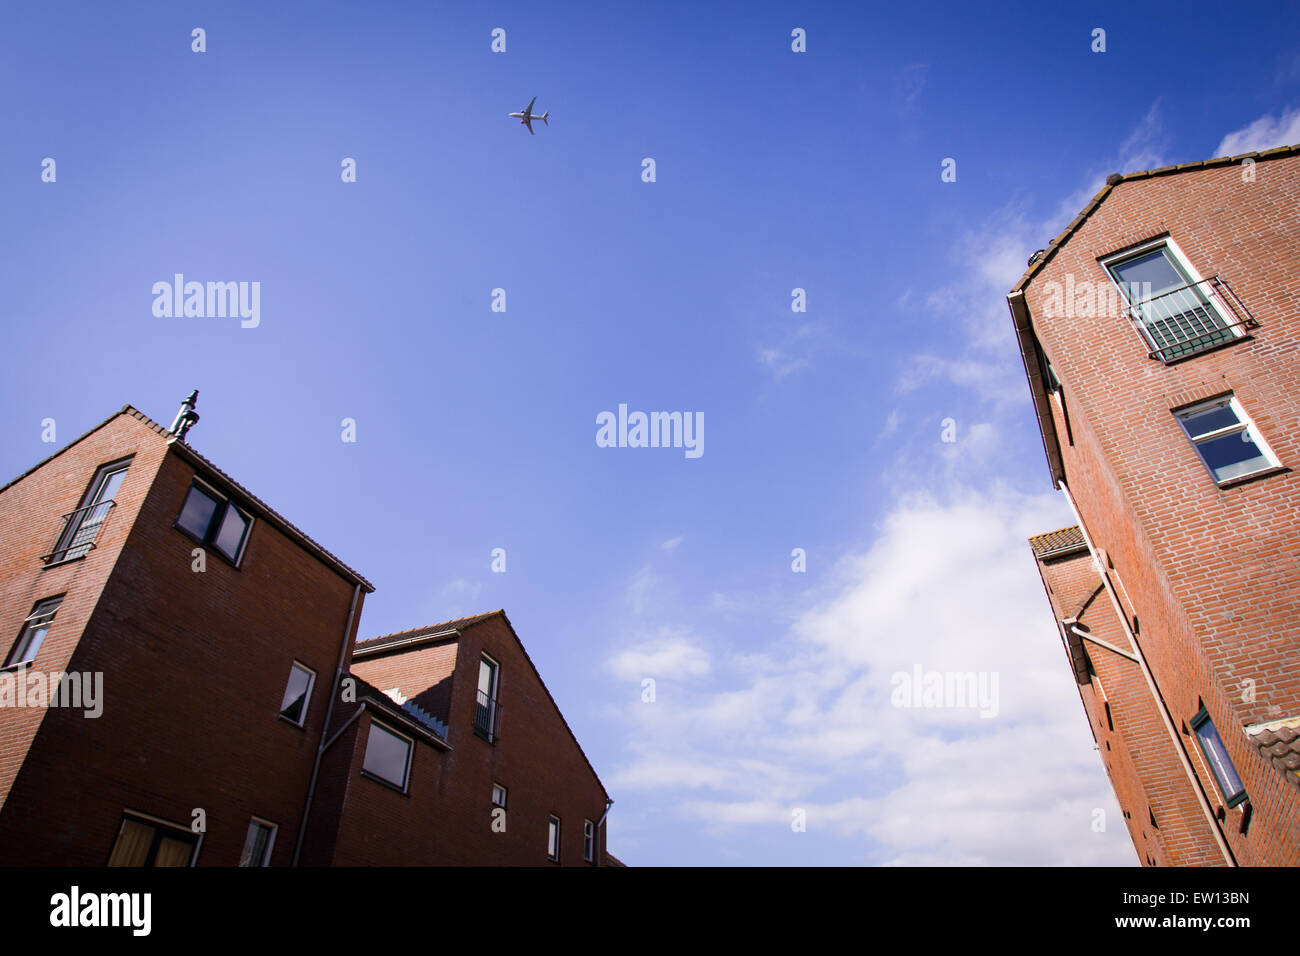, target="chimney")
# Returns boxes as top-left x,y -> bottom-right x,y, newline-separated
170,390 -> 200,441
